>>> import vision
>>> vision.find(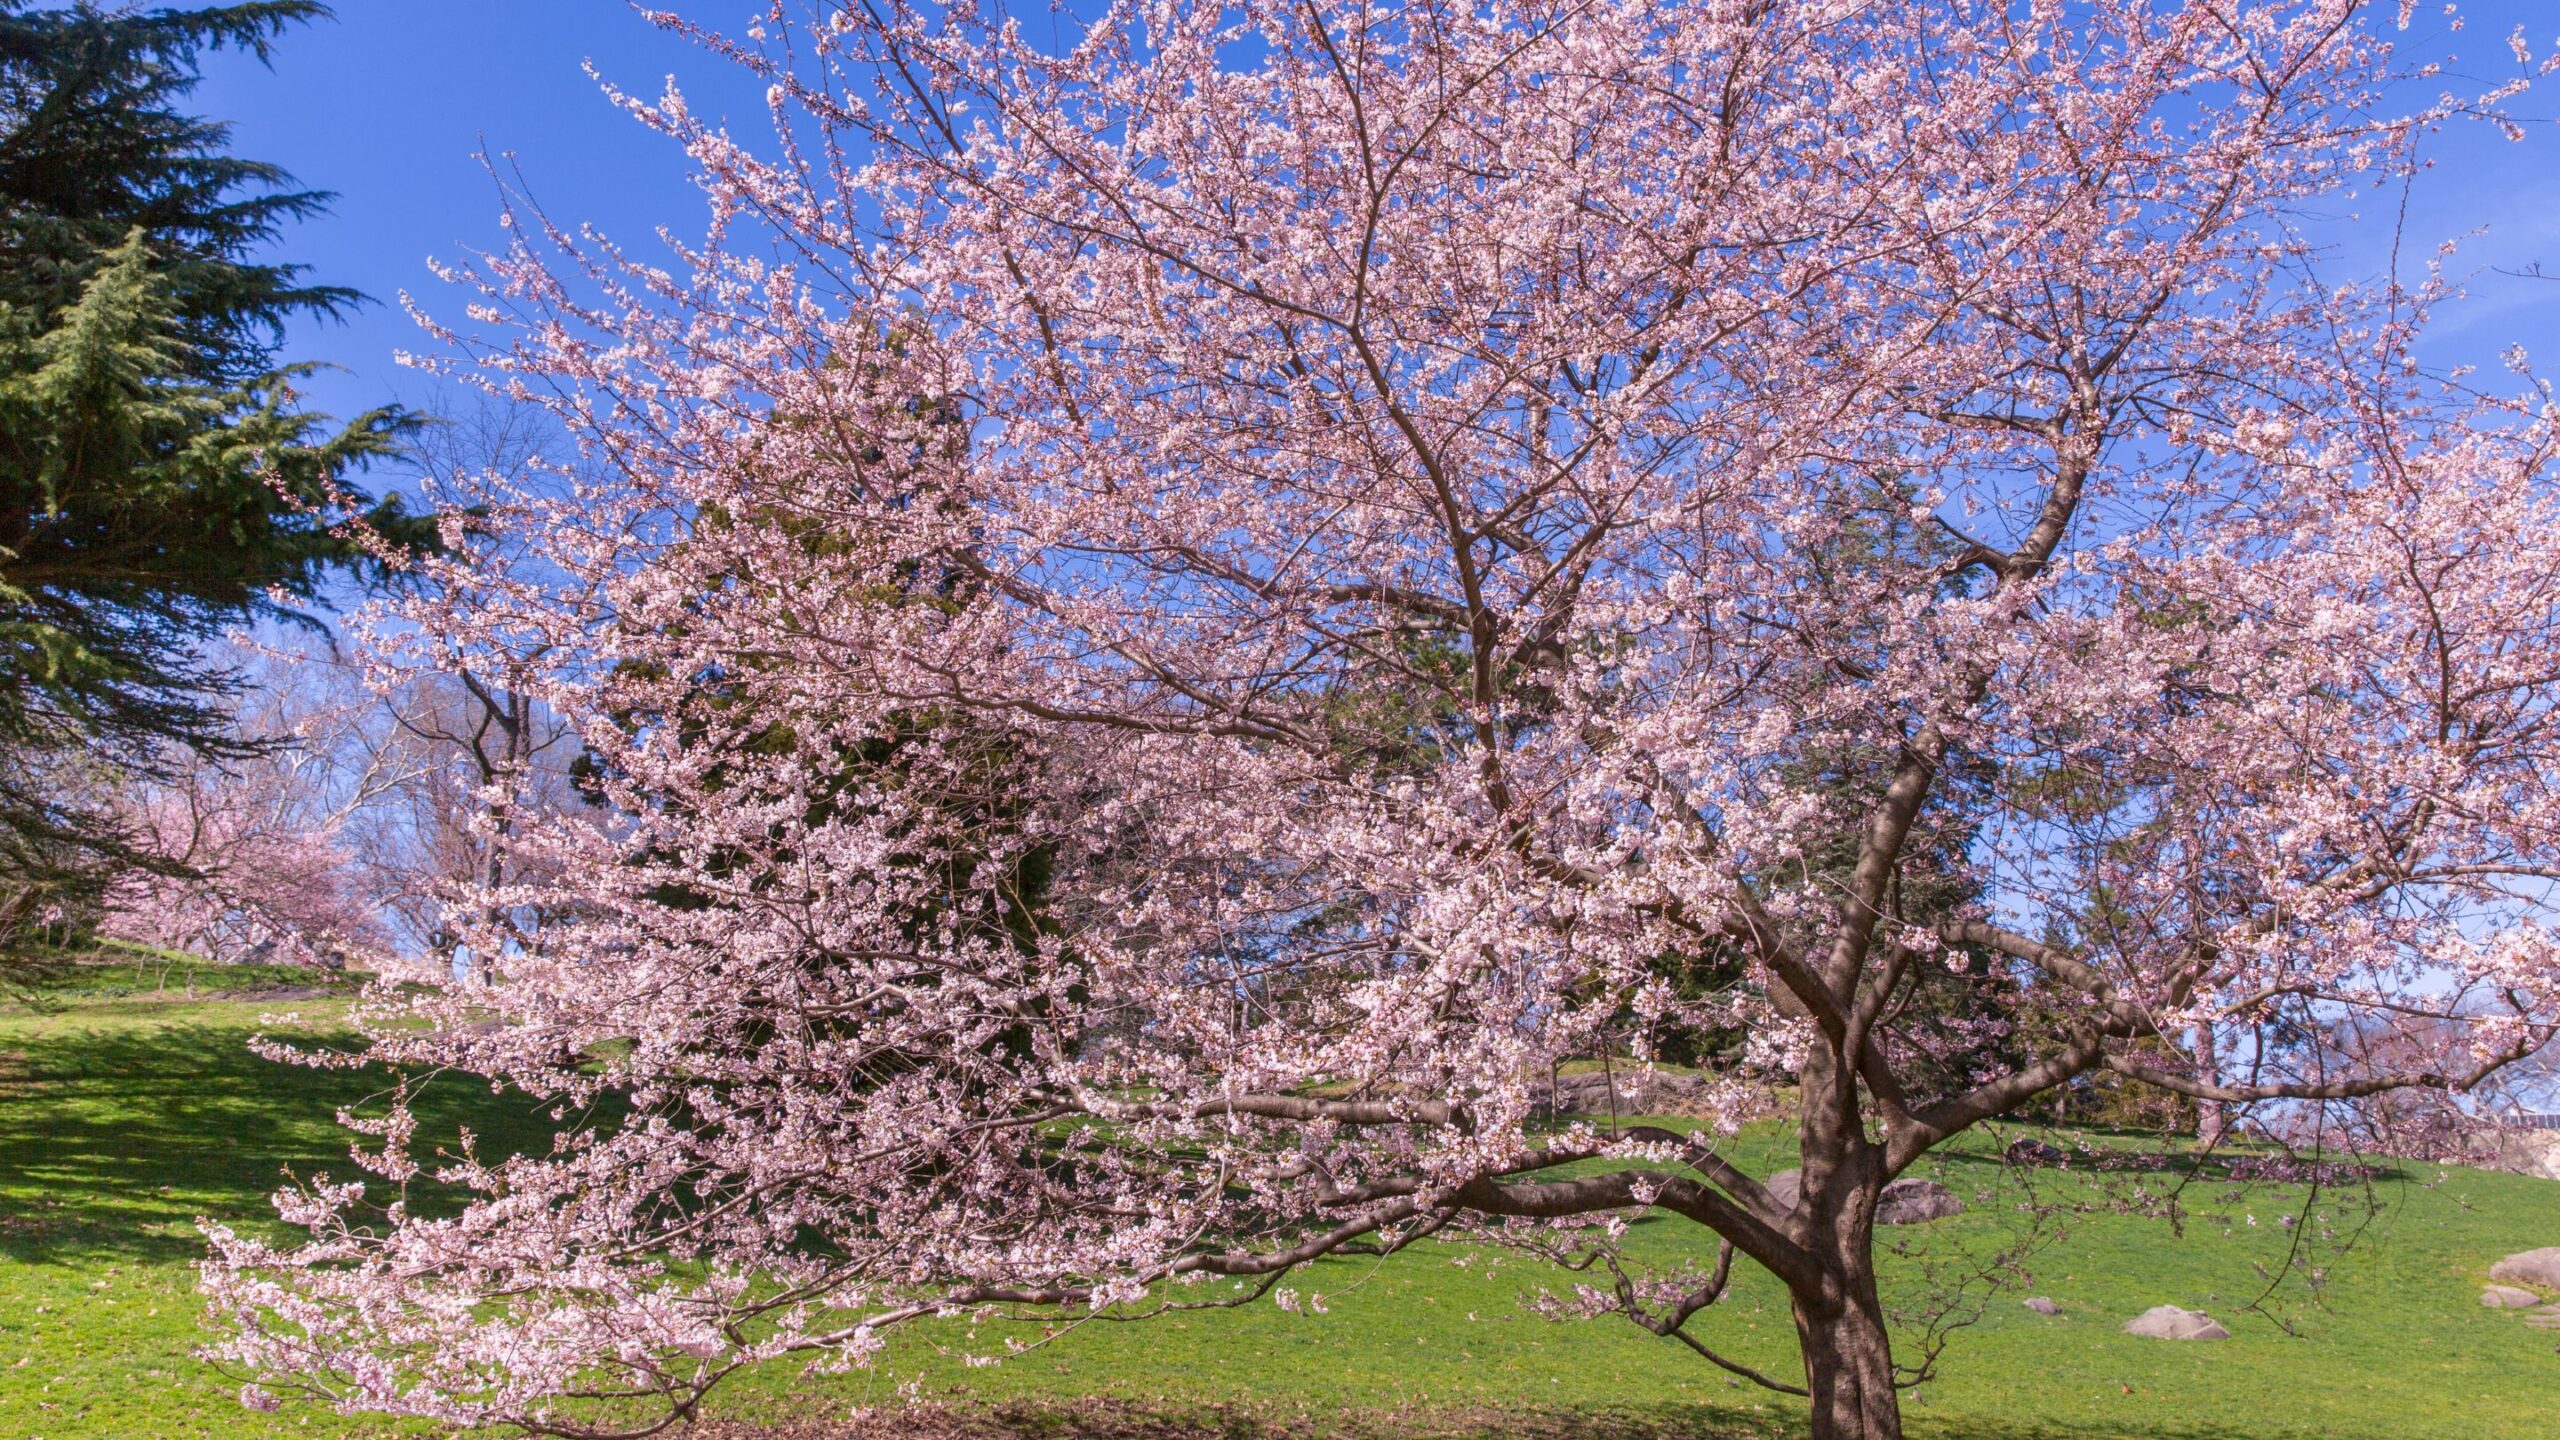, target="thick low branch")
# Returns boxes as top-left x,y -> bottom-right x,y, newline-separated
1894,1035 -> 2106,1173
1620,1123 -> 1786,1222
1457,1168 -> 1819,1290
